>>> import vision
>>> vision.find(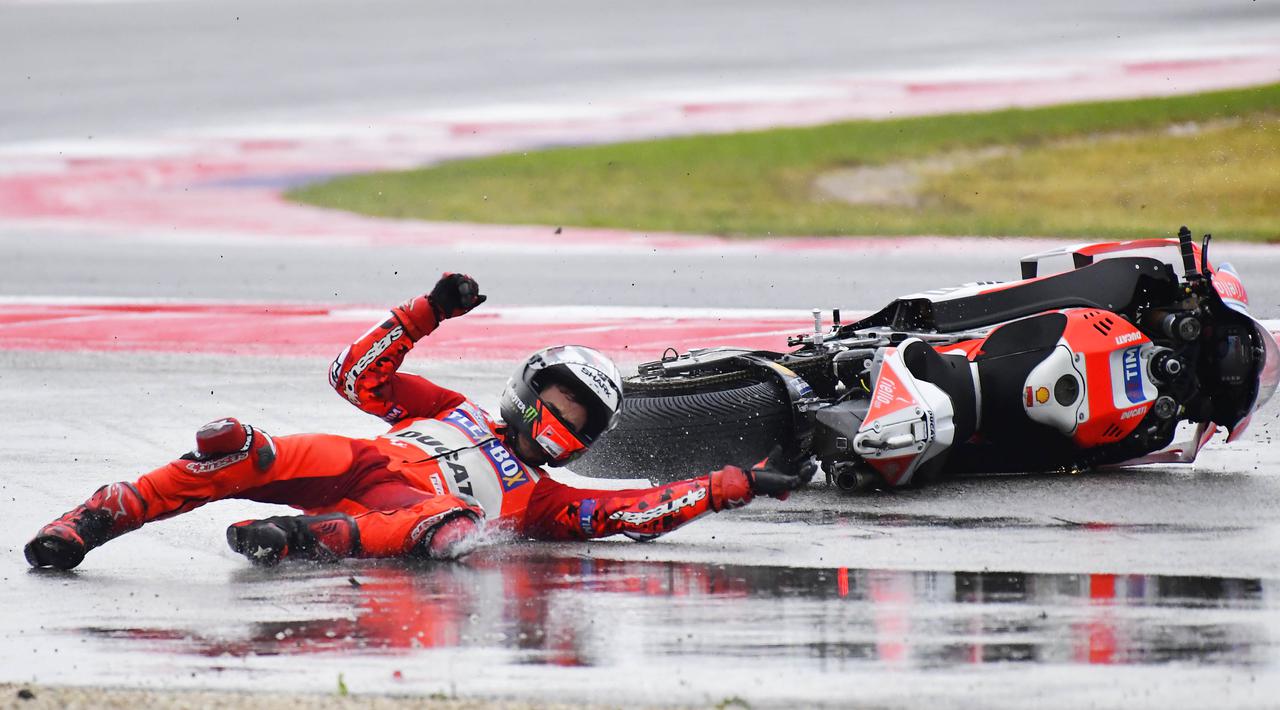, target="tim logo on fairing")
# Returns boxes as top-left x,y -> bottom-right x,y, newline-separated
1122,347 -> 1145,404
